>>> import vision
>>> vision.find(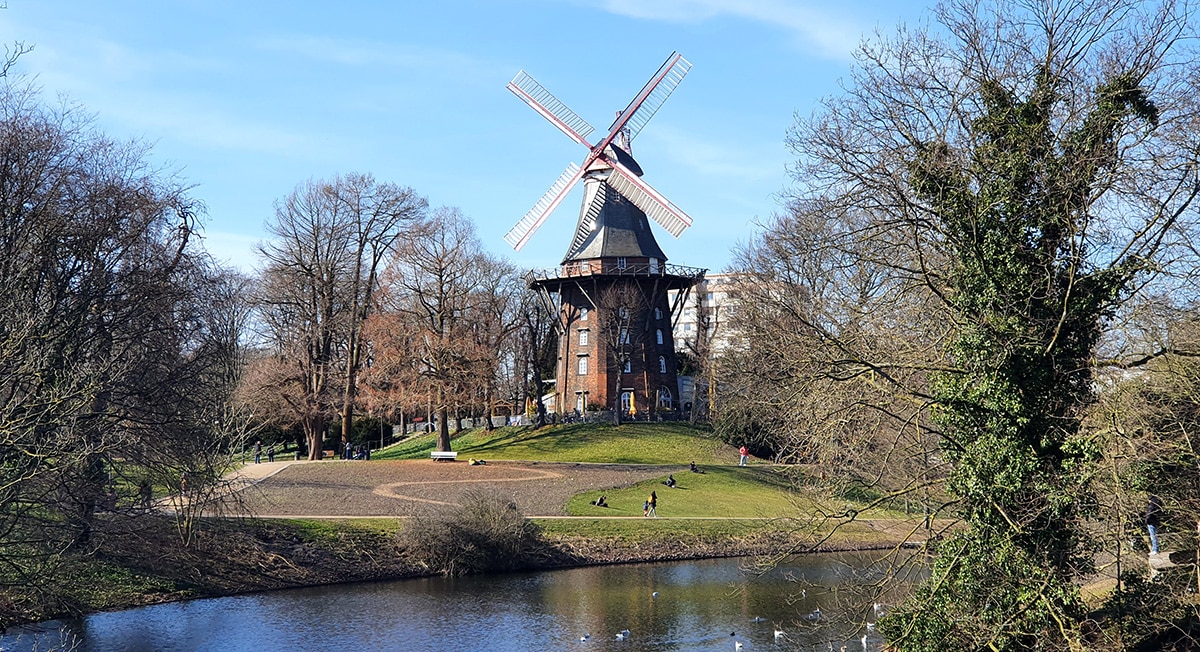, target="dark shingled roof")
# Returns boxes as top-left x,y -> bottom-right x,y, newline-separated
561,178 -> 668,263
561,145 -> 666,263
